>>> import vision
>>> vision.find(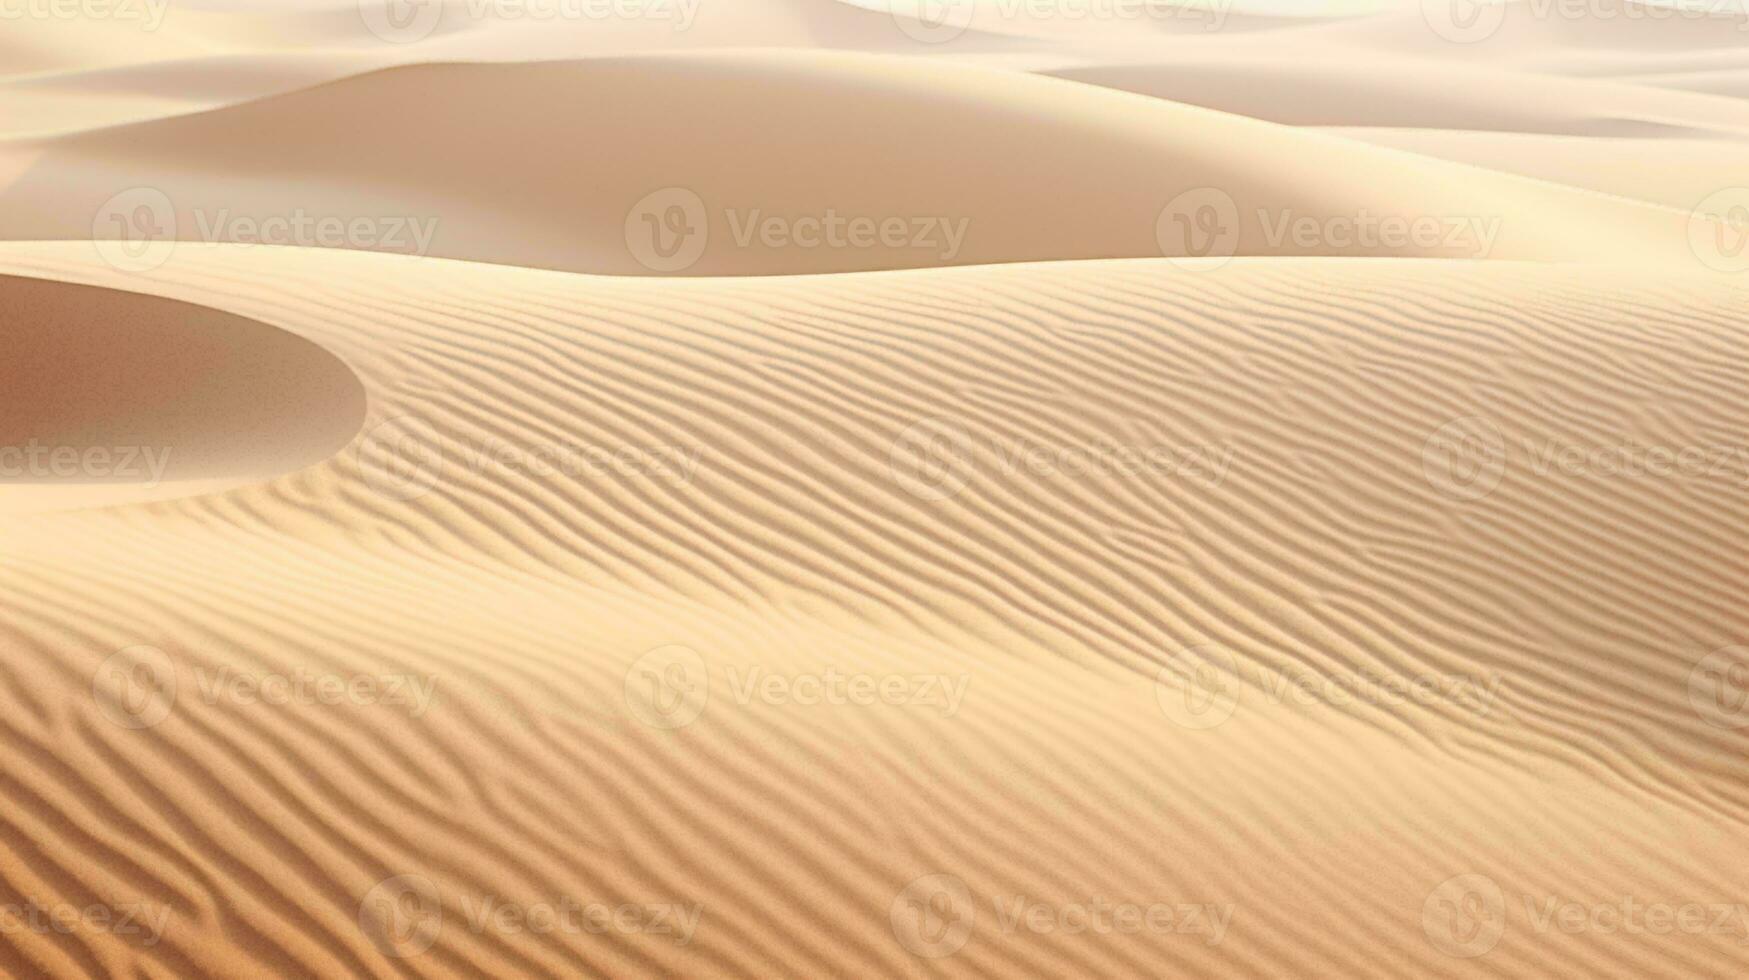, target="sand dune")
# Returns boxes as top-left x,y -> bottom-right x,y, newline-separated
1,240 -> 1747,977
3,2 -> 1749,977
0,51 -> 1710,274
